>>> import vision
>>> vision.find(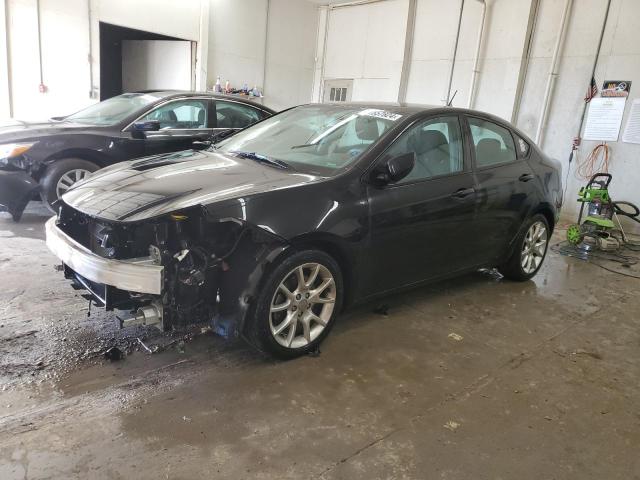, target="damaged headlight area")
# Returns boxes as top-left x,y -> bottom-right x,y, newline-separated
0,143 -> 36,171
49,203 -> 285,335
